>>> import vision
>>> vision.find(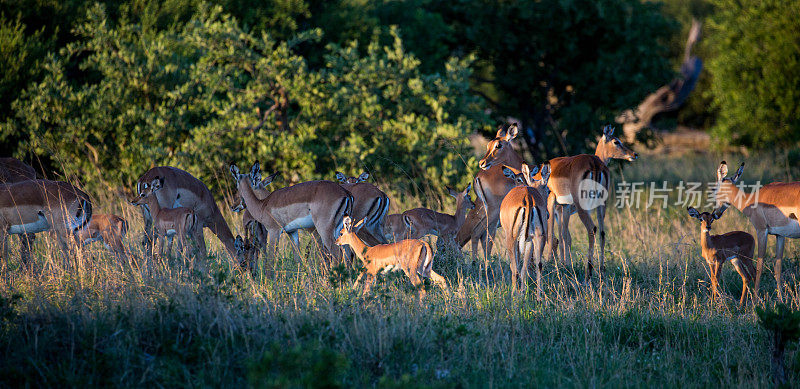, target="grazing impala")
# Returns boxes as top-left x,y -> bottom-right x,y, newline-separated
130,177 -> 199,260
74,214 -> 128,258
0,179 -> 92,262
335,172 -> 390,245
336,216 -> 447,295
230,162 -> 352,263
713,161 -> 800,299
394,185 -> 475,252
457,124 -> 525,263
135,167 -> 236,259
500,163 -> 551,295
687,206 -> 755,306
231,173 -> 274,266
0,158 -> 38,263
383,213 -> 410,242
543,125 -> 636,279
